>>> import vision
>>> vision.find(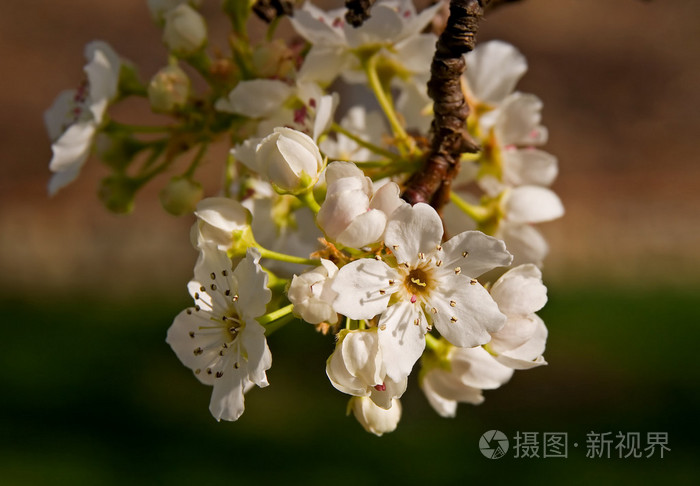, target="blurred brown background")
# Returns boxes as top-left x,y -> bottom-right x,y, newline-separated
1,0 -> 699,296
